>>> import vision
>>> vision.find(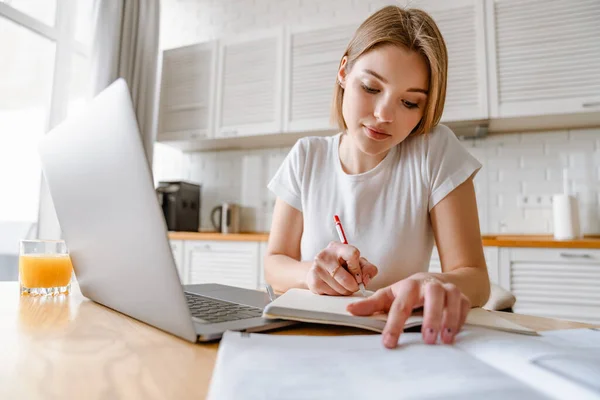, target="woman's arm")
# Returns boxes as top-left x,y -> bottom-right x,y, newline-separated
347,177 -> 489,348
264,198 -> 311,293
265,197 -> 377,295
425,176 -> 490,307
